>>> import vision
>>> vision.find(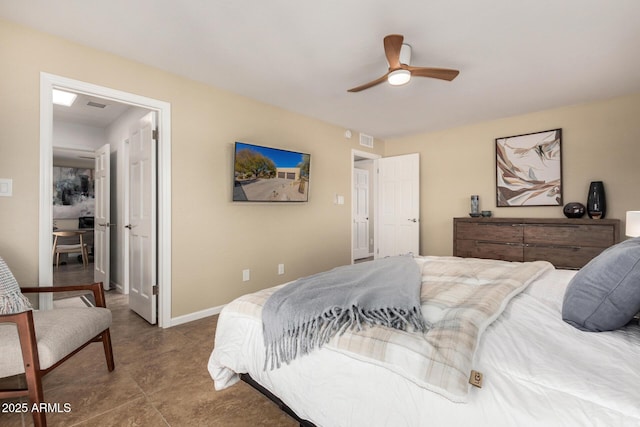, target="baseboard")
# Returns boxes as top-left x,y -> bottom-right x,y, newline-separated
168,304 -> 225,327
